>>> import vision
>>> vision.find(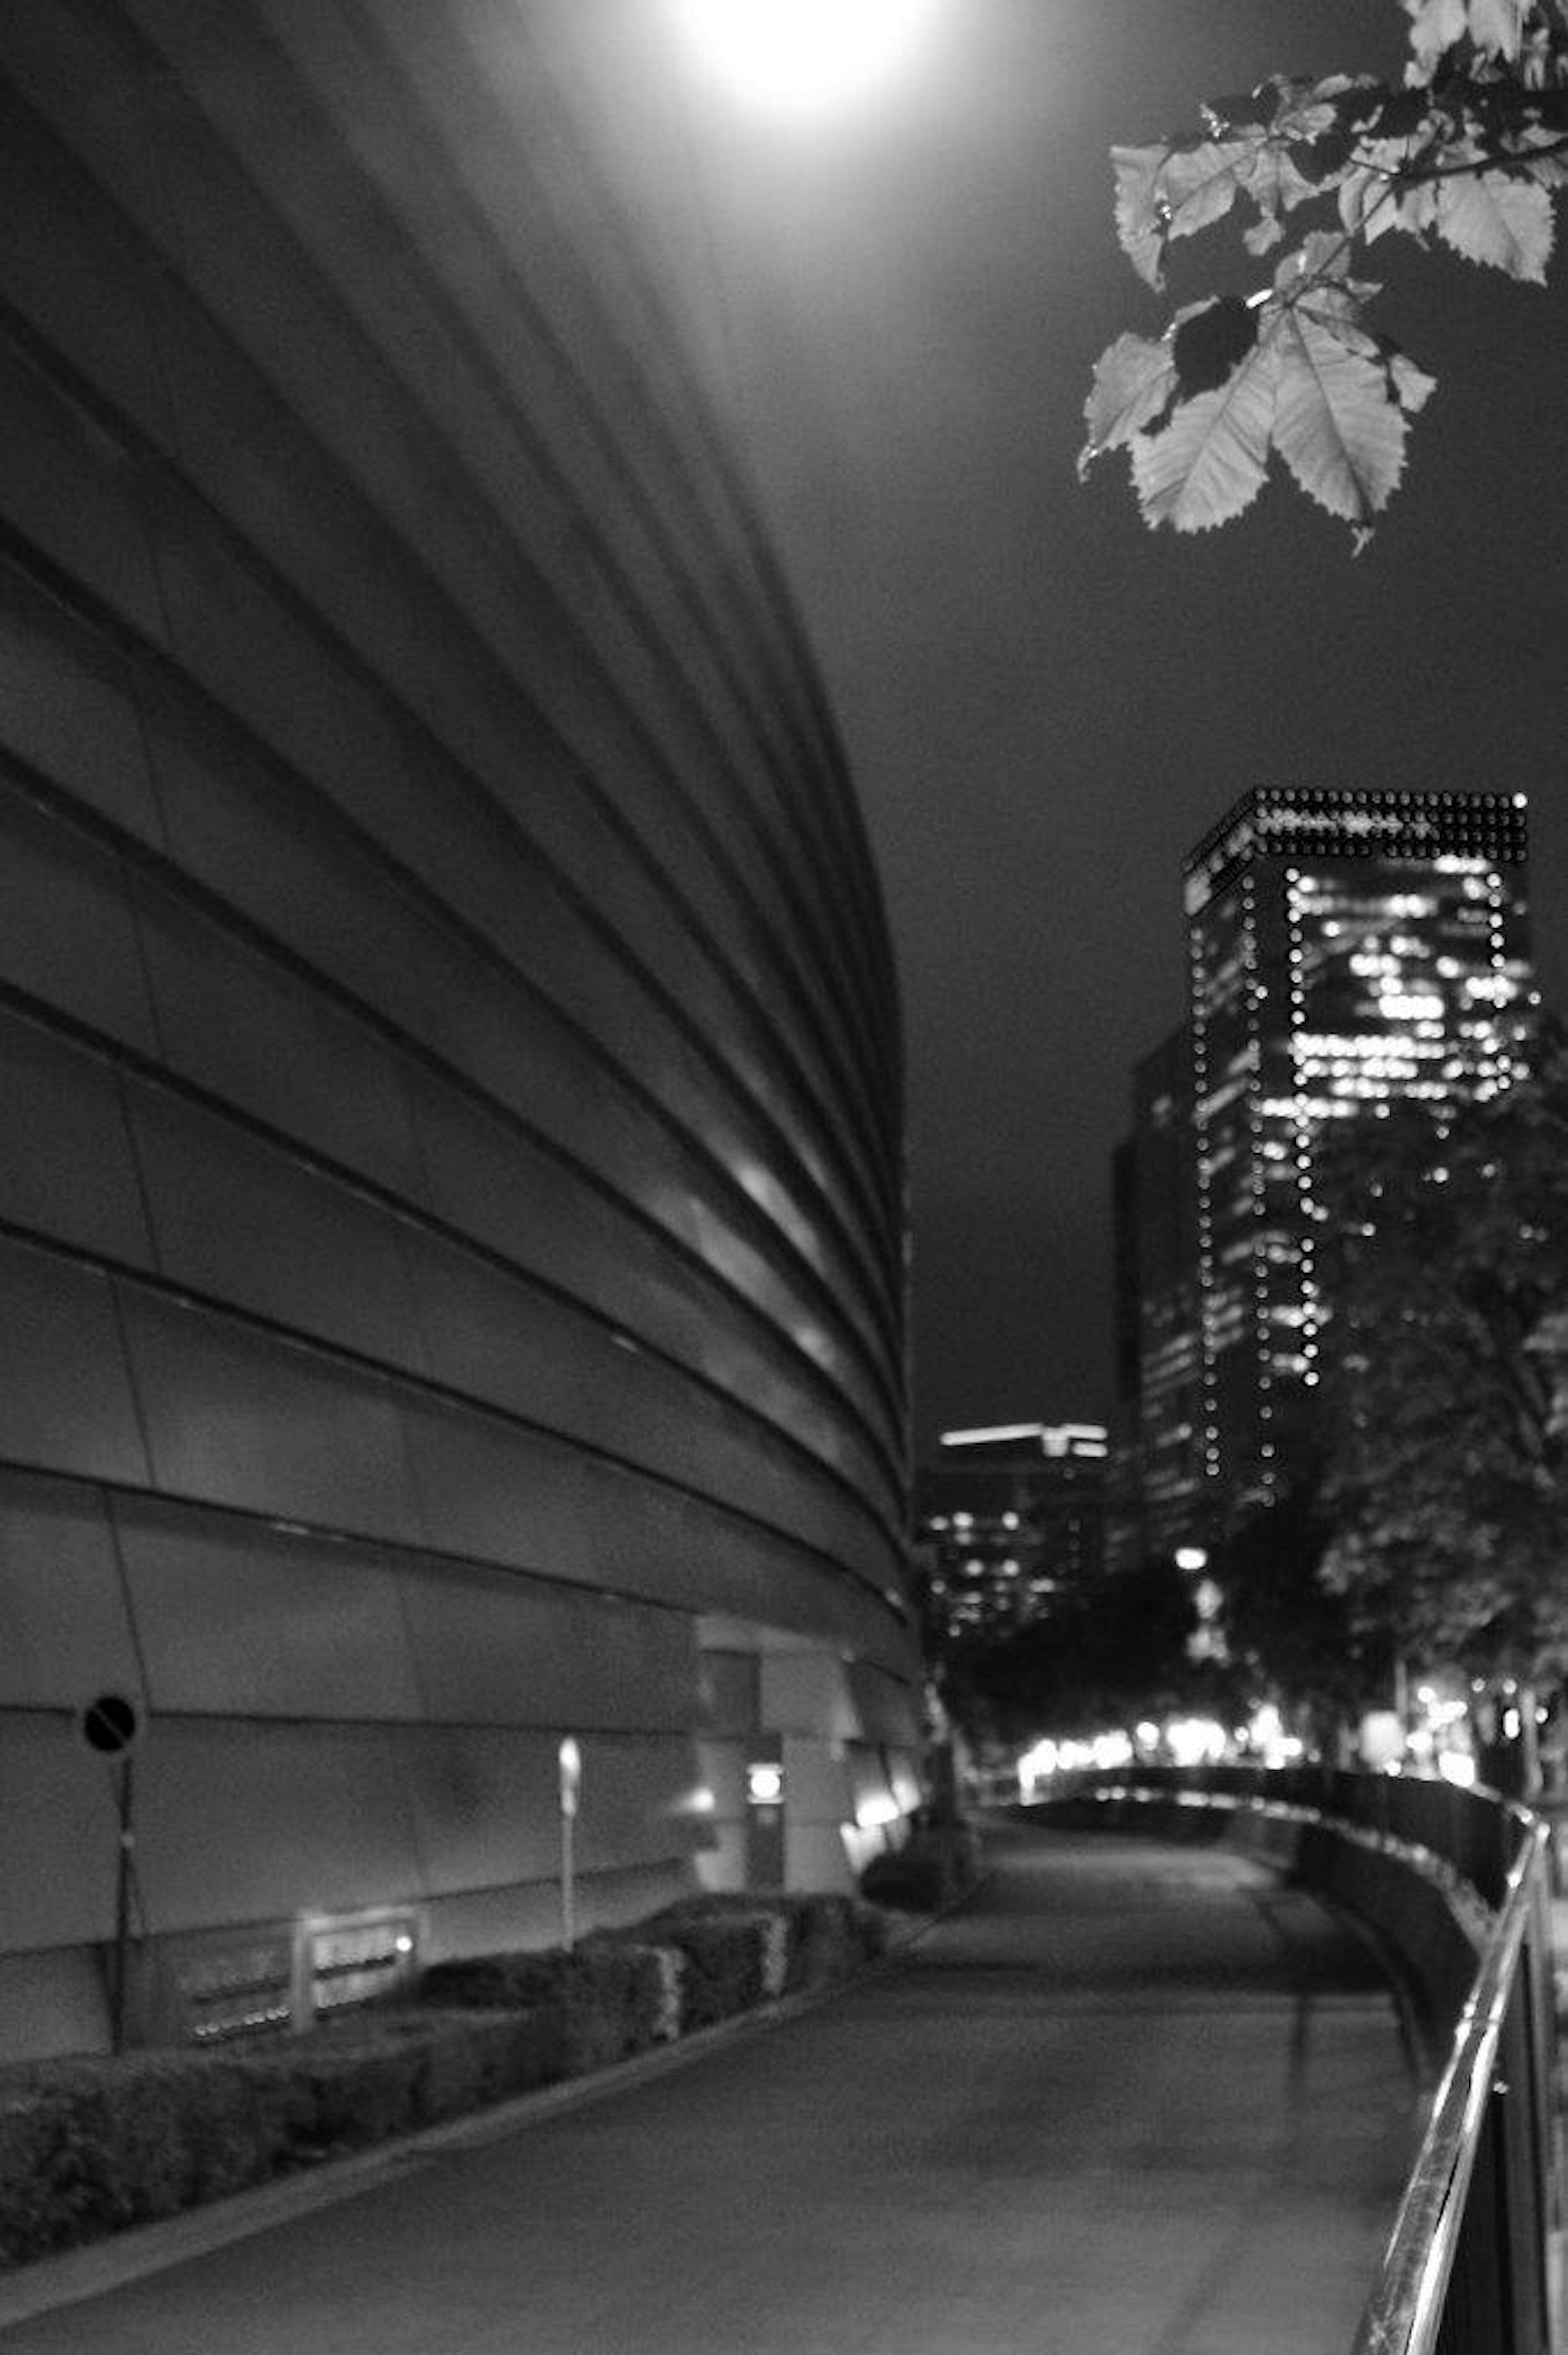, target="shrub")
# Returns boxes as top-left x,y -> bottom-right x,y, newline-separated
0,2051 -> 282,2267
859,1824 -> 982,1913
617,1908 -> 773,2030
0,2007 -> 572,2270
229,2031 -> 422,2158
0,1889 -> 891,2270
419,1943 -> 675,2071
296,2007 -> 565,2132
777,1892 -> 891,1985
